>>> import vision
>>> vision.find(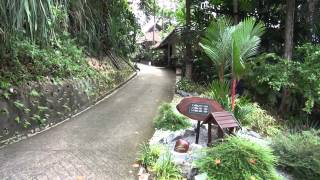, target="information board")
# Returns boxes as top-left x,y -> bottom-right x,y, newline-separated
176,97 -> 224,121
